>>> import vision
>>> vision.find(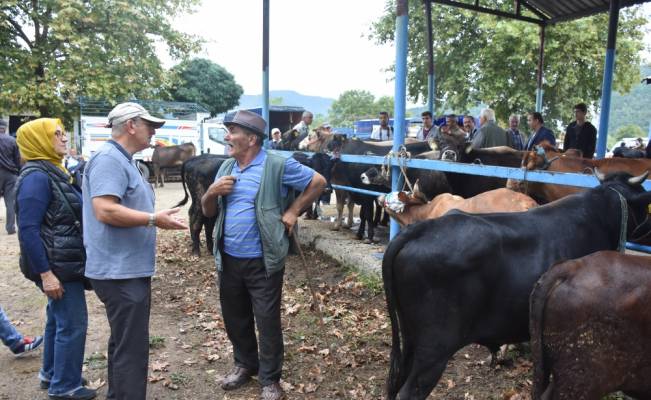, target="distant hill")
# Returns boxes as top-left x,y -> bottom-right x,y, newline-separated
607,65 -> 651,135
238,90 -> 334,116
